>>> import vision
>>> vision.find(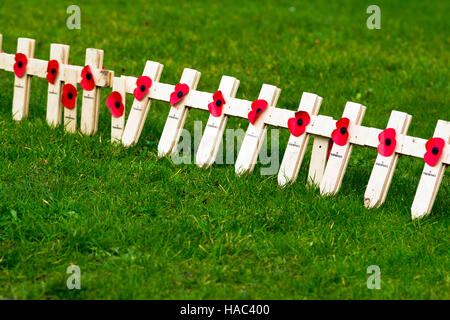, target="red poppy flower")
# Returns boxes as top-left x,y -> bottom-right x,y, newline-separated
287,111 -> 311,137
106,91 -> 125,117
424,137 -> 445,167
208,90 -> 226,117
170,83 -> 190,106
377,128 -> 397,157
80,65 -> 95,91
62,84 -> 77,109
248,99 -> 268,124
46,60 -> 59,85
331,117 -> 350,146
14,53 -> 28,78
133,76 -> 152,101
